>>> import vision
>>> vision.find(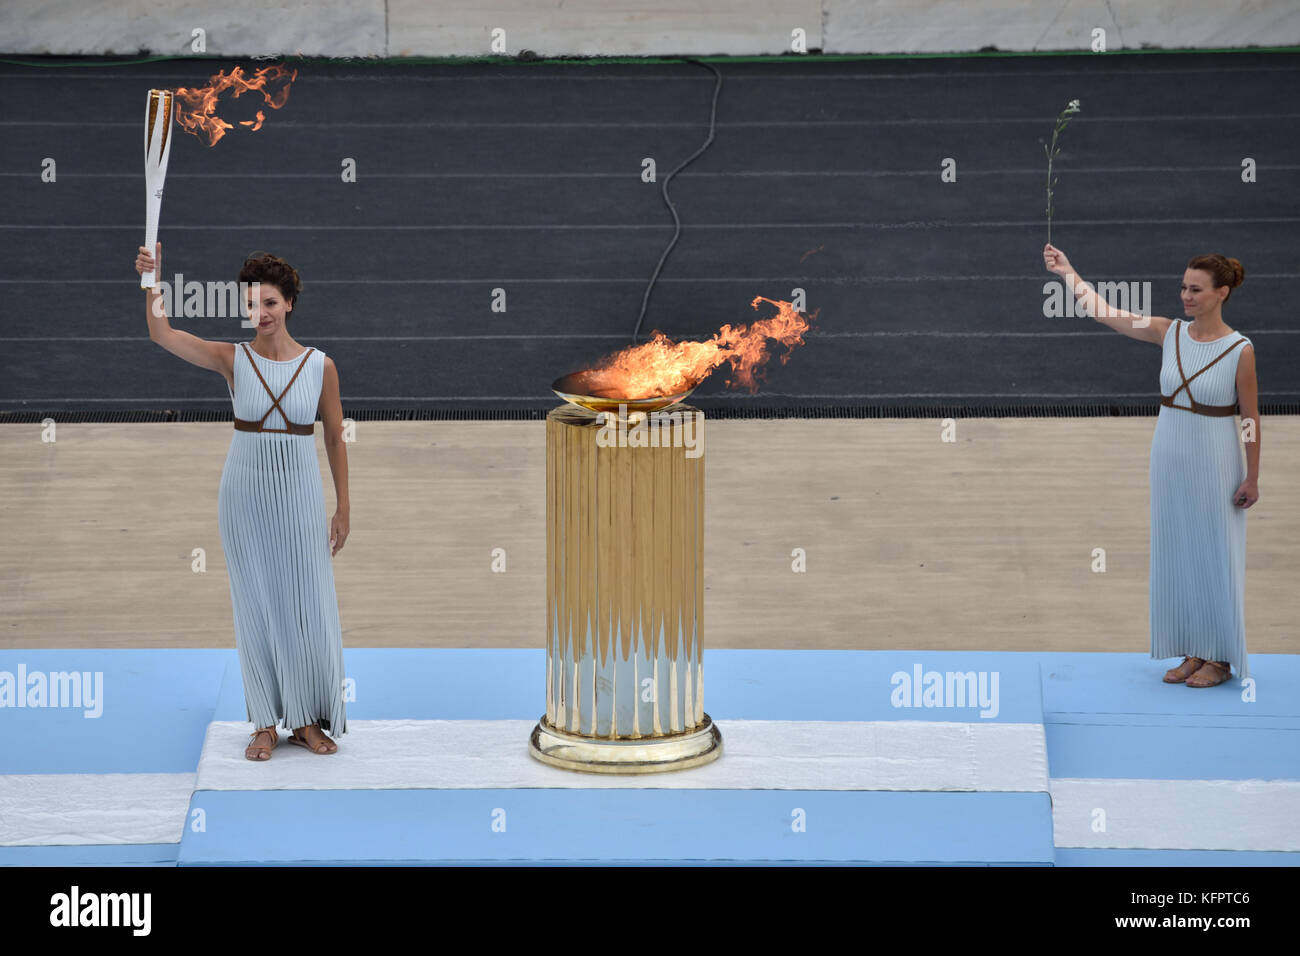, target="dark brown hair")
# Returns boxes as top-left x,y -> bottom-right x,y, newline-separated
1186,254 -> 1245,302
239,252 -> 302,320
